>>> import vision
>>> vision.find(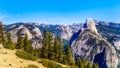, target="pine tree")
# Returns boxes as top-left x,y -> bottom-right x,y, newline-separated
75,57 -> 84,68
0,22 -> 7,46
16,34 -> 23,49
6,32 -> 15,49
23,33 -> 29,50
23,33 -> 33,54
2,36 -> 7,46
54,37 -> 59,62
48,32 -> 54,60
41,29 -> 49,58
0,22 -> 4,44
92,63 -> 99,68
87,62 -> 92,68
65,44 -> 74,65
58,36 -> 64,63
